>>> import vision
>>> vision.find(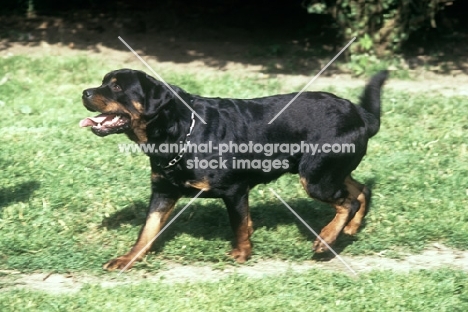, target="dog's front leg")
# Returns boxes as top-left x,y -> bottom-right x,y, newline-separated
103,180 -> 180,271
223,187 -> 253,263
